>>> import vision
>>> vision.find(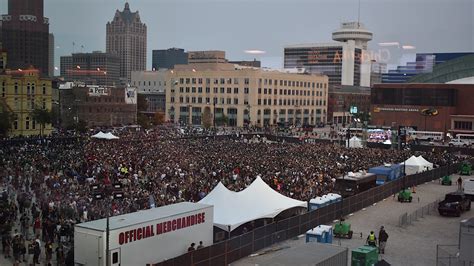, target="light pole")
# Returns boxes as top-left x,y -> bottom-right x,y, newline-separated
188,104 -> 192,125
91,182 -> 124,266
